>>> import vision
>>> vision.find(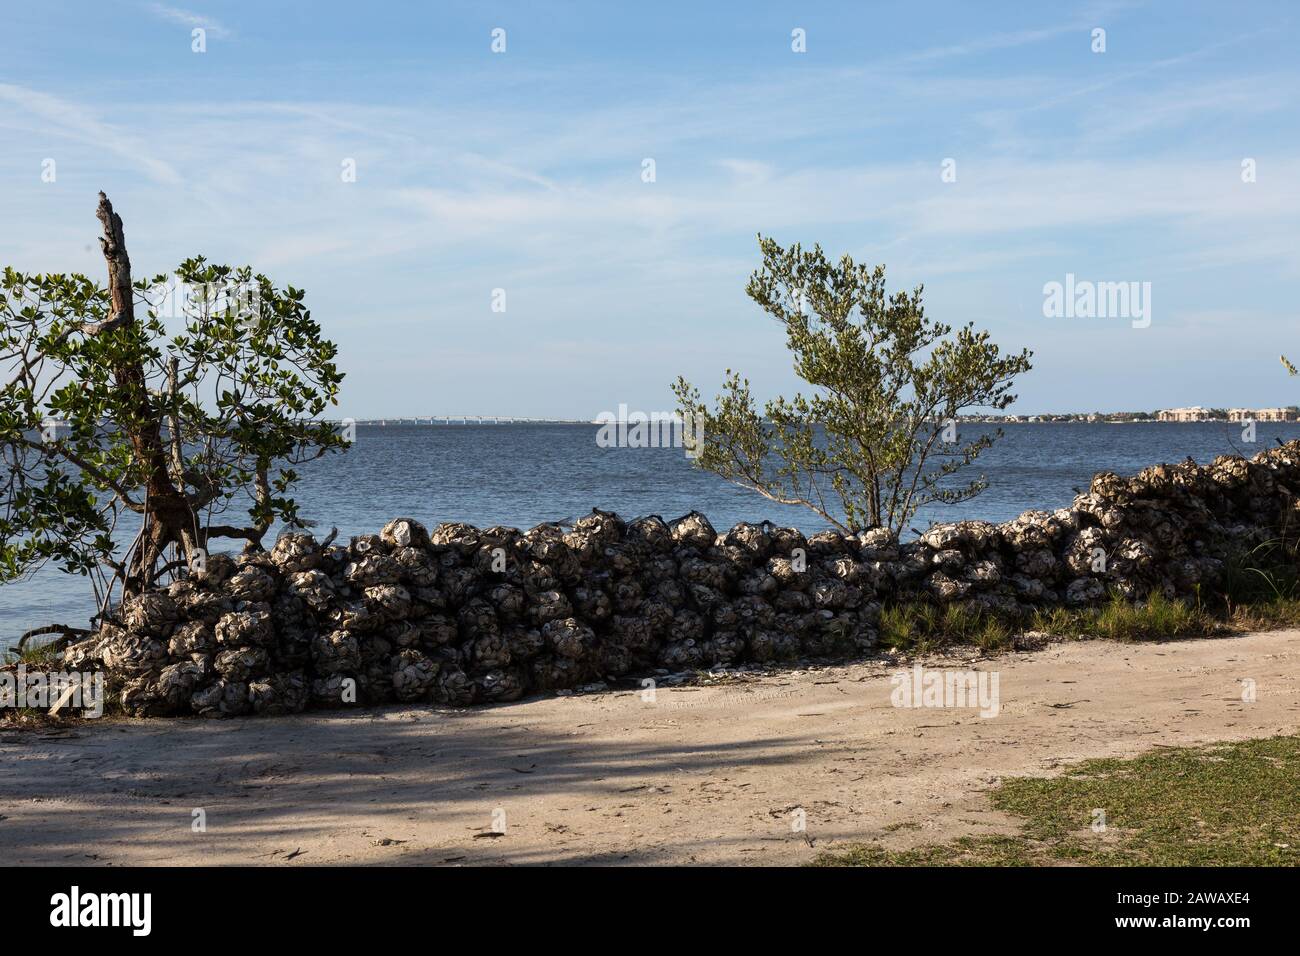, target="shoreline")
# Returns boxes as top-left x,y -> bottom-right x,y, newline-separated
341,419 -> 1296,426
7,422 -> 1299,657
15,440 -> 1300,718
